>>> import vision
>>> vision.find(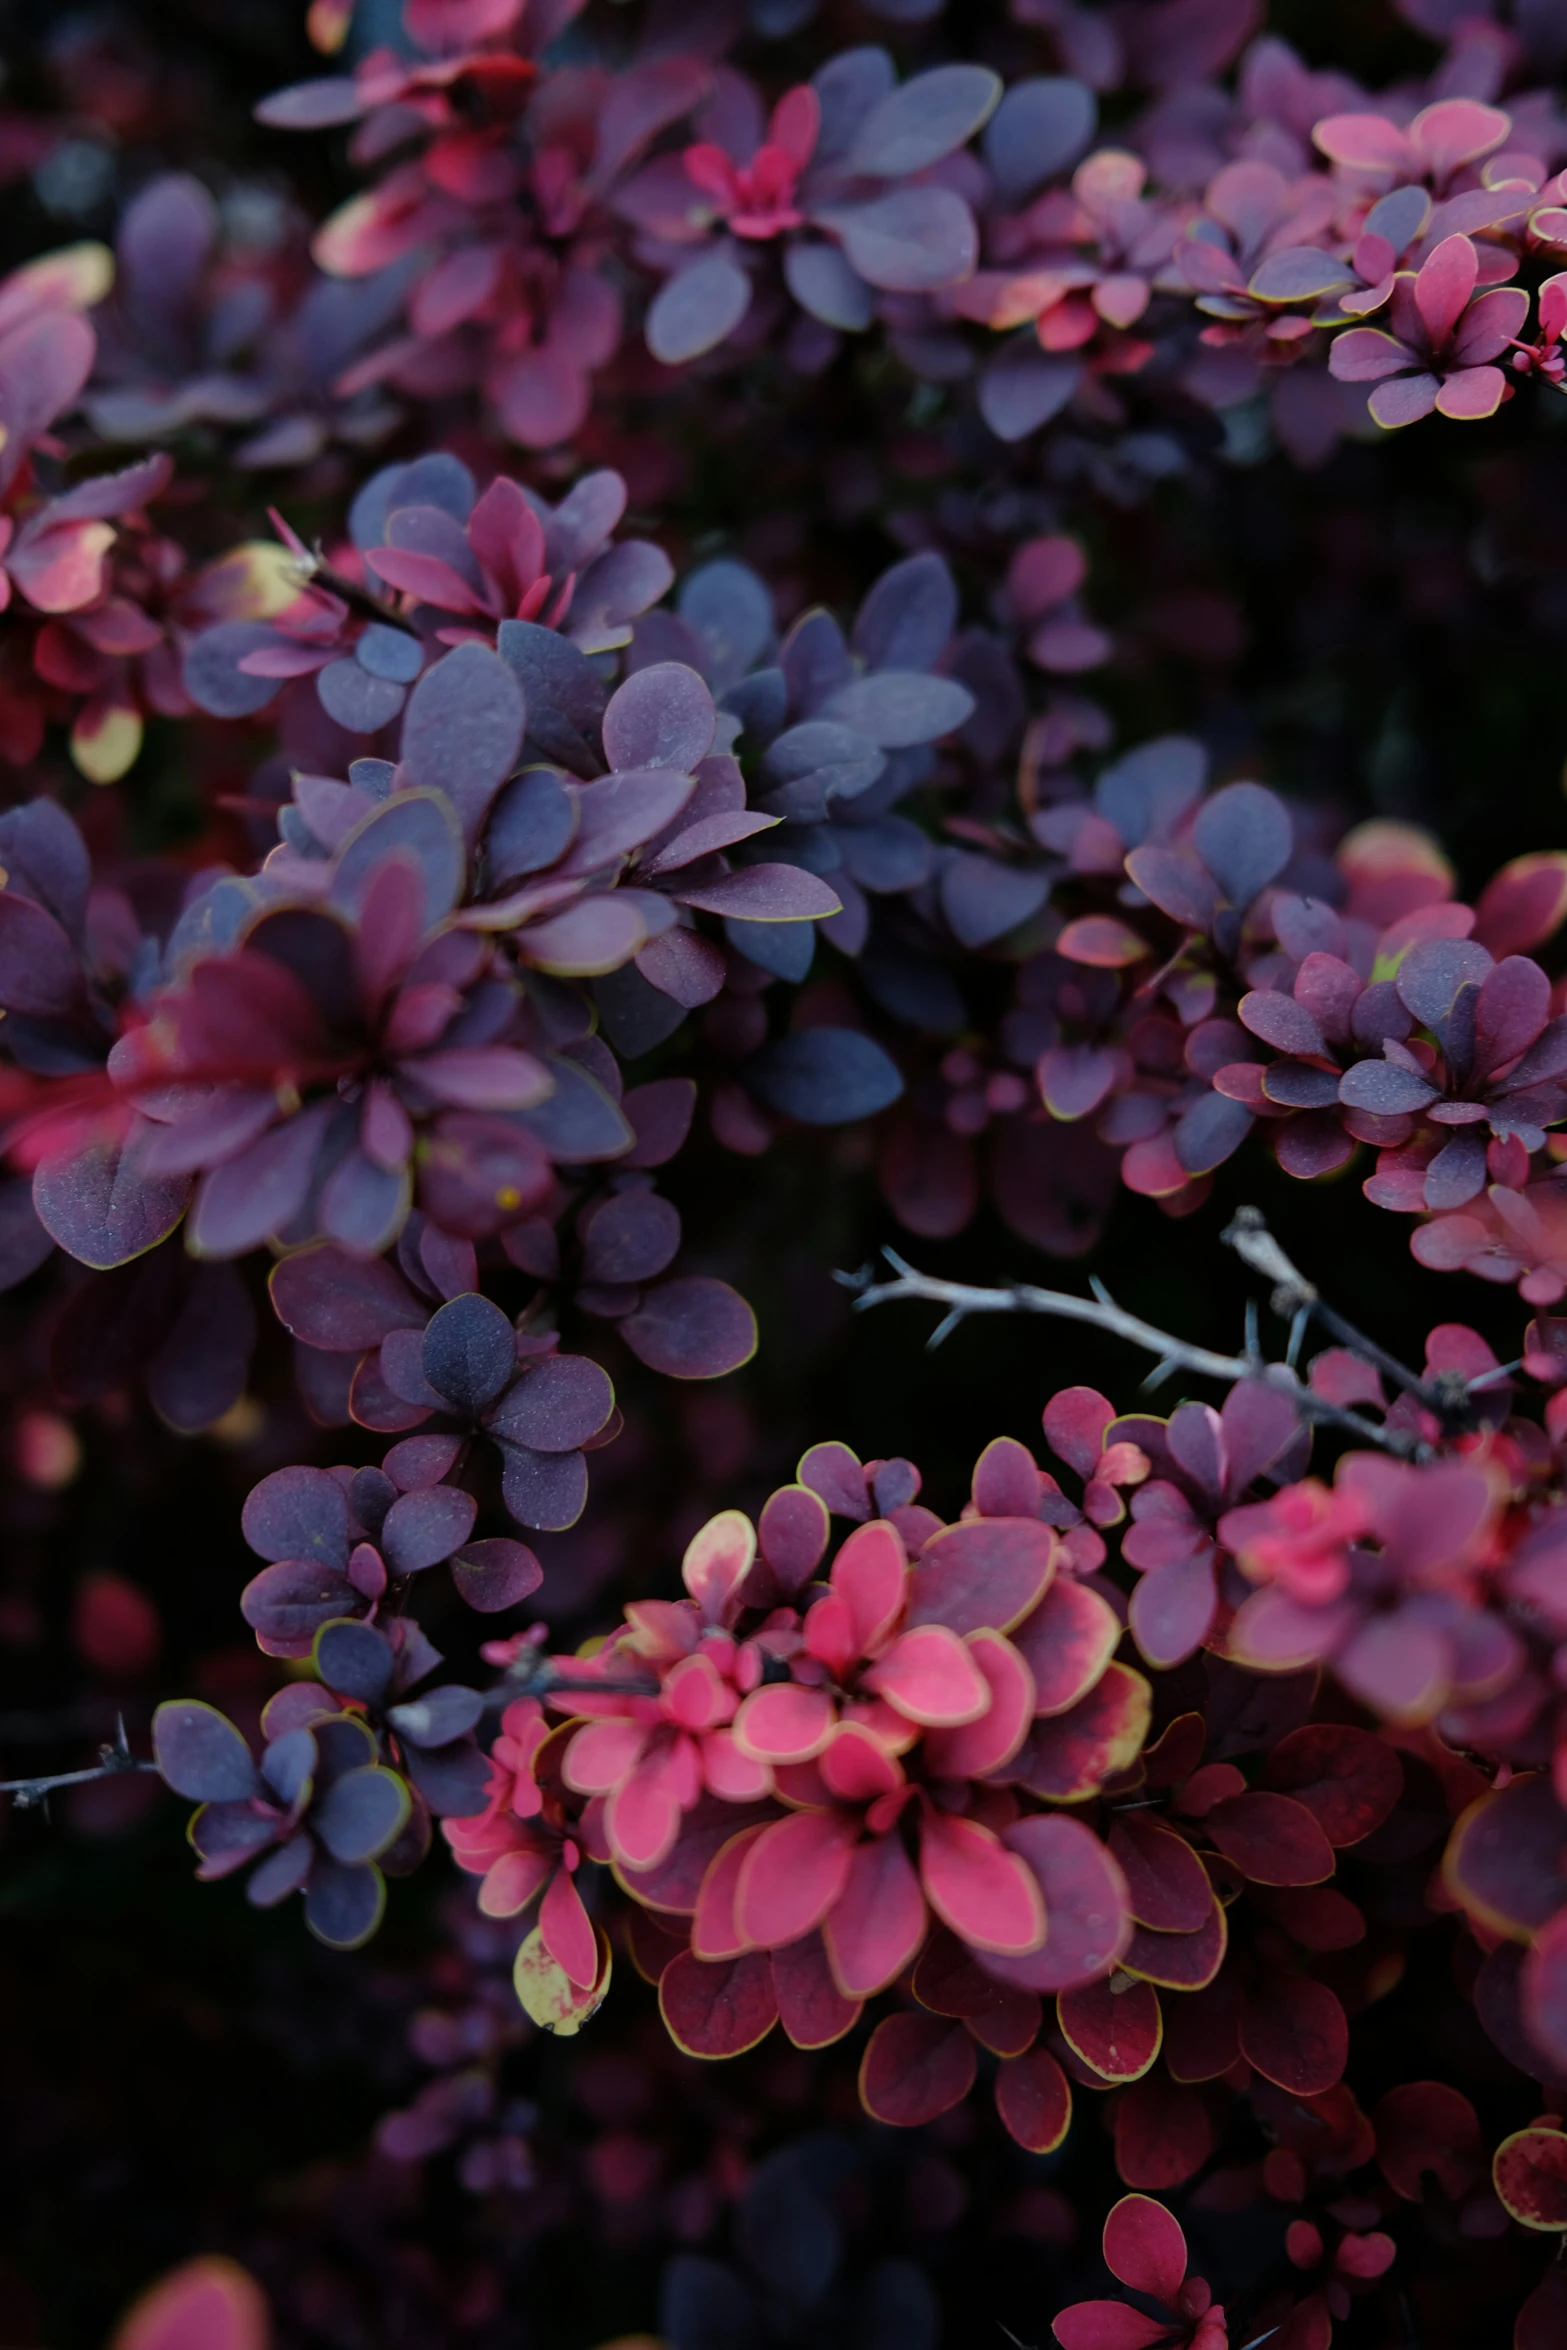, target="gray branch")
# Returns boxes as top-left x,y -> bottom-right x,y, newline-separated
1221,1205 -> 1464,1423
844,1248 -> 1427,1460
0,1719 -> 158,1809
